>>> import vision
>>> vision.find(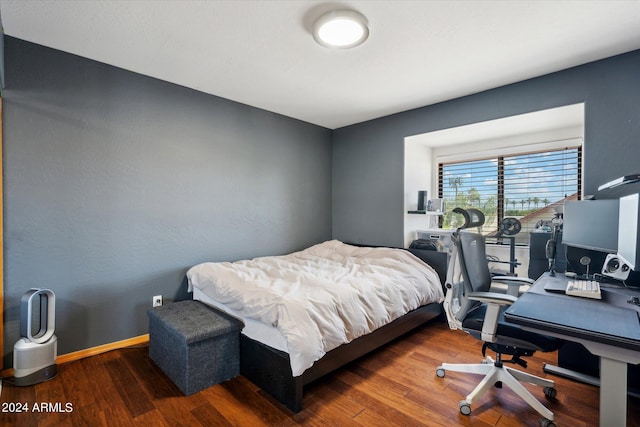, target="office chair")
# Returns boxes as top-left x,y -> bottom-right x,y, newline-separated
436,208 -> 562,427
